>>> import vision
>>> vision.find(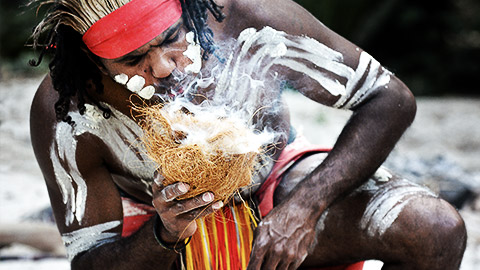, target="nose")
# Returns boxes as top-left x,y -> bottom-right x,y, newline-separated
148,49 -> 176,79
